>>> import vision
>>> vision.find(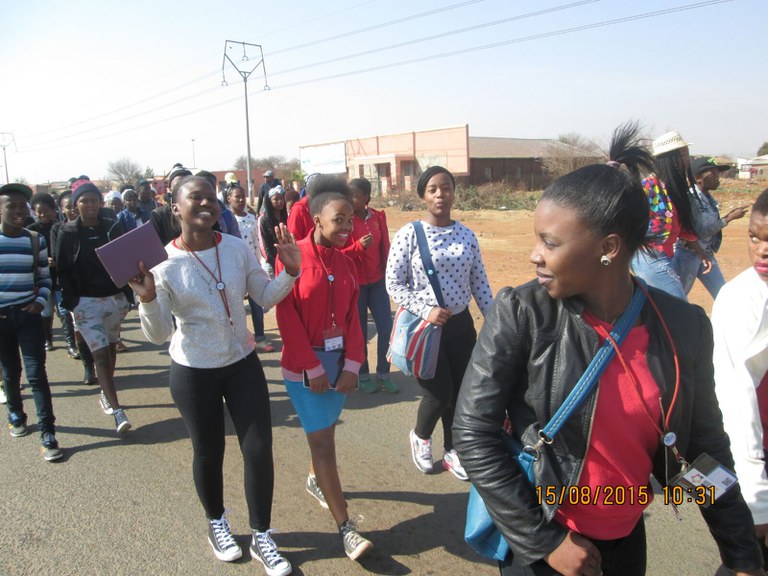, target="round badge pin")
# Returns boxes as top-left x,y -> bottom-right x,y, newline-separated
216,282 -> 225,291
